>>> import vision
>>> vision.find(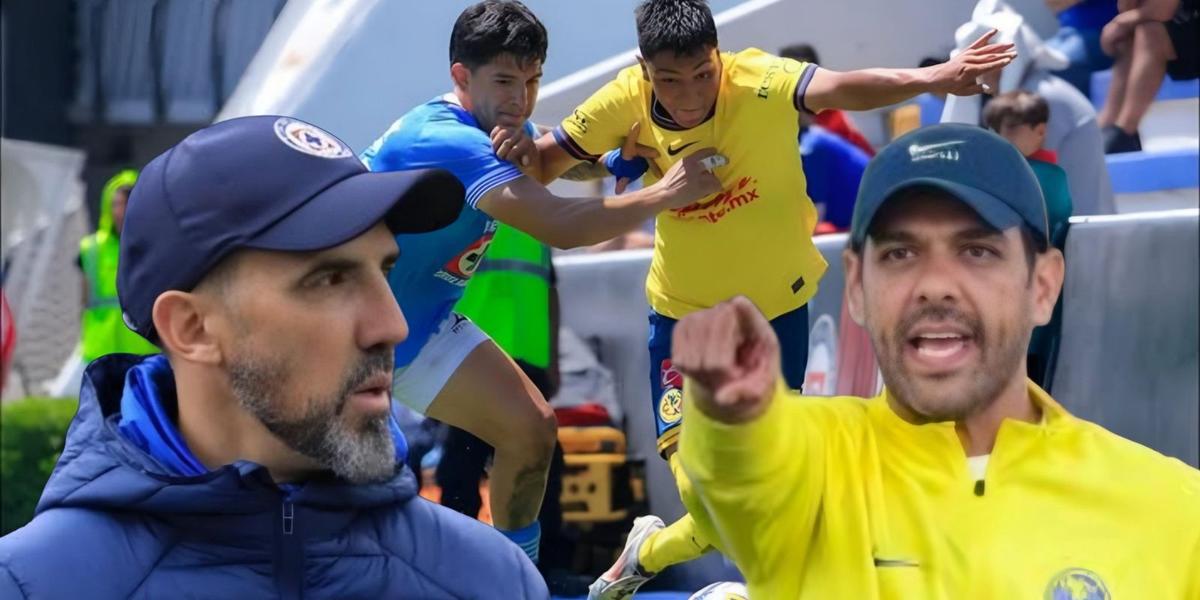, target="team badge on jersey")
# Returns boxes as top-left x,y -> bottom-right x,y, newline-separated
1044,568 -> 1109,600
658,359 -> 684,424
659,388 -> 683,425
273,117 -> 352,159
